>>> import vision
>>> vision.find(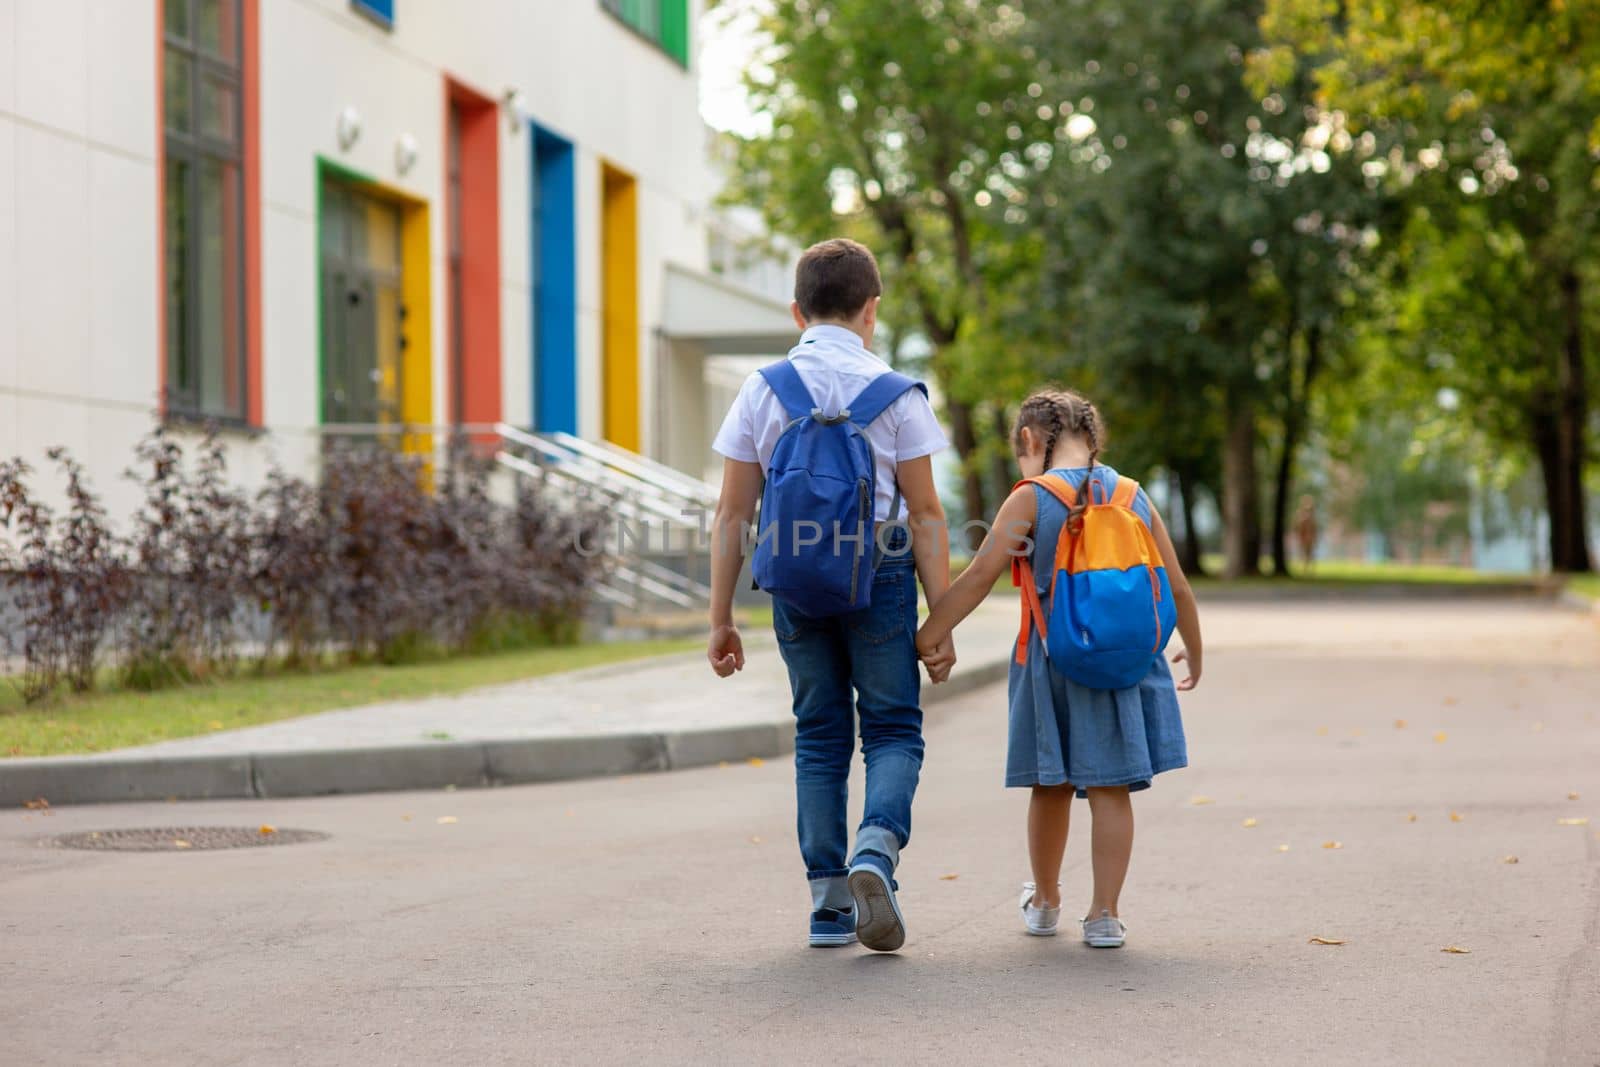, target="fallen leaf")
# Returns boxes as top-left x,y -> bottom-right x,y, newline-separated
1433,731 -> 1448,743
1322,841 -> 1343,850
1557,817 -> 1589,827
1450,811 -> 1465,822
1276,844 -> 1290,852
564,808 -> 575,817
1189,795 -> 1215,806
939,873 -> 960,881
23,797 -> 49,811
1241,818 -> 1259,828
172,839 -> 192,849
258,825 -> 276,836
1308,936 -> 1347,946
207,720 -> 224,731
1443,696 -> 1458,707
444,784 -> 457,792
1315,726 -> 1329,737
718,761 -> 730,769
1407,813 -> 1418,823
747,757 -> 766,768
1501,855 -> 1519,864
1440,945 -> 1471,954
1393,719 -> 1408,729
401,815 -> 413,822
436,816 -> 458,825
1349,728 -> 1364,738
1532,722 -> 1545,732
1568,791 -> 1580,801
749,835 -> 763,844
